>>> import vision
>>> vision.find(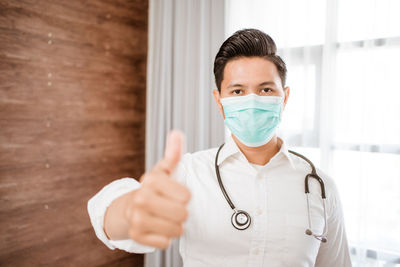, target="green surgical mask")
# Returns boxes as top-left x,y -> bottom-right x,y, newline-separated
221,93 -> 284,147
